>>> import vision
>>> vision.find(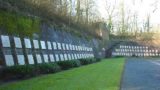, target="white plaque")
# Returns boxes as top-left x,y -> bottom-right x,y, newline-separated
64,54 -> 68,60
49,54 -> 55,62
60,54 -> 64,61
1,35 -> 11,47
47,41 -> 52,50
28,55 -> 34,64
17,55 -> 25,65
69,44 -> 72,50
36,54 -> 42,63
74,54 -> 77,59
43,54 -> 49,63
66,44 -> 69,50
57,43 -> 62,50
71,54 -> 75,60
24,38 -> 32,48
41,41 -> 46,49
55,54 -> 59,61
62,43 -> 66,50
33,40 -> 39,49
14,37 -> 22,48
68,54 -> 71,60
52,42 -> 57,50
5,55 -> 14,66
